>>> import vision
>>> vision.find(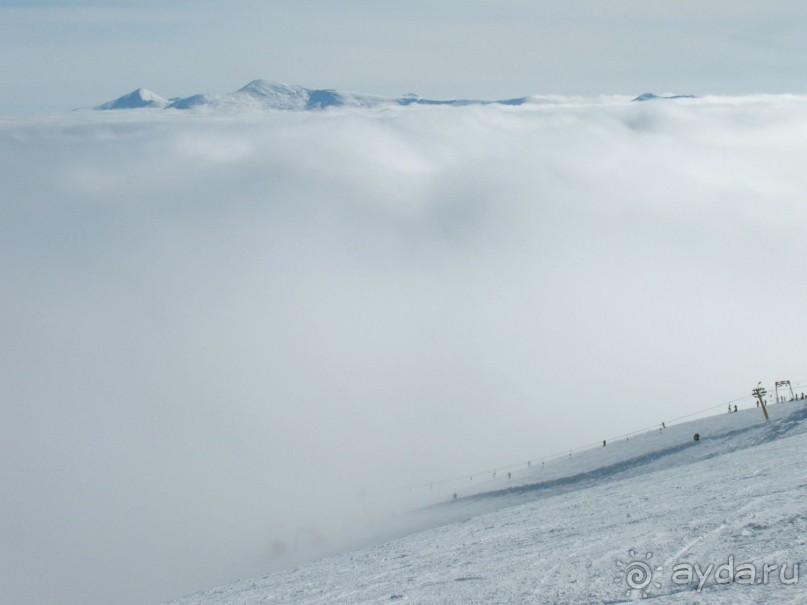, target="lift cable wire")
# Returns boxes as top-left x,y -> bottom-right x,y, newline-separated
394,381 -> 806,494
